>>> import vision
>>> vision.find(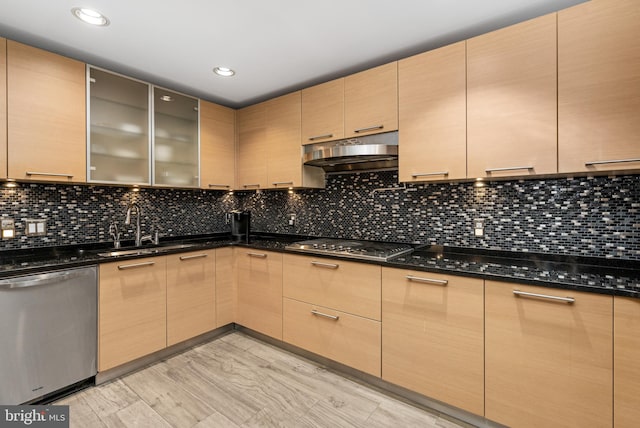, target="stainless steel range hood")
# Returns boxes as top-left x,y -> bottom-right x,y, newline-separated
302,131 -> 398,173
